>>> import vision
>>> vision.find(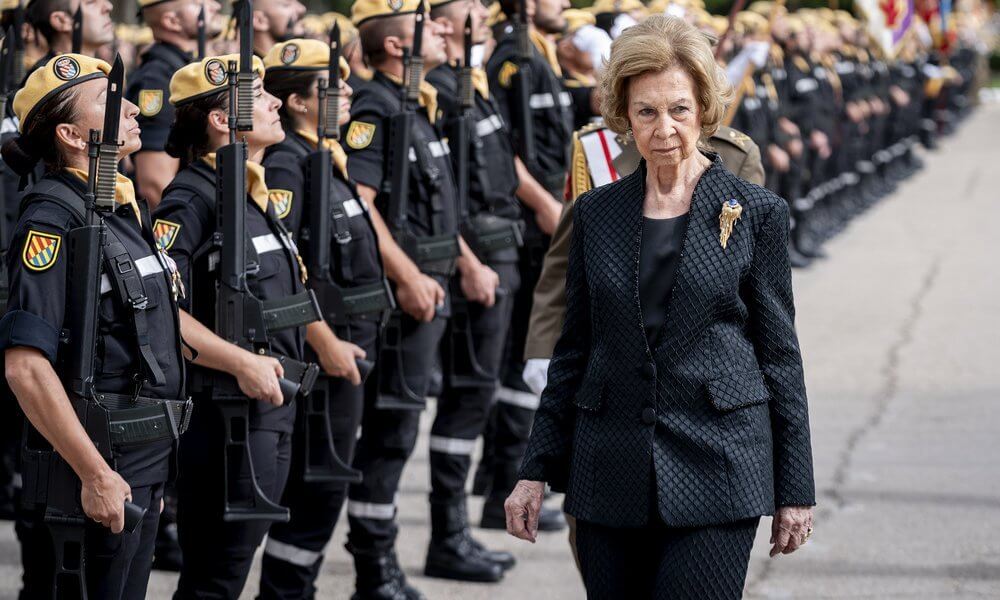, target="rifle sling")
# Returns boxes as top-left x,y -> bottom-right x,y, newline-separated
22,179 -> 167,389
